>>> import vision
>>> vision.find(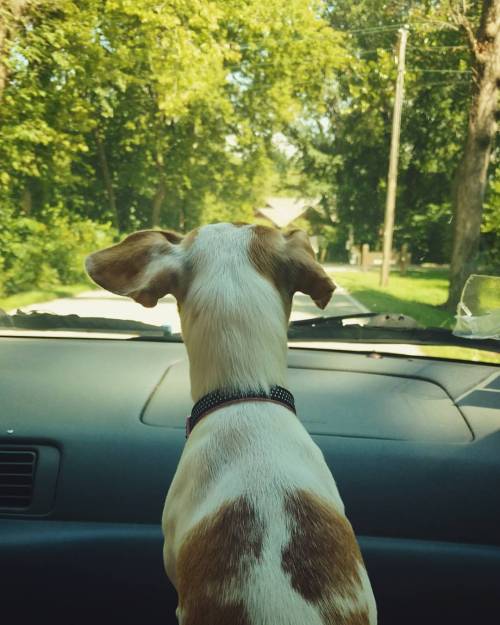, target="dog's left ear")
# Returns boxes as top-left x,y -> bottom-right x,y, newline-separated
284,229 -> 336,309
85,229 -> 184,308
